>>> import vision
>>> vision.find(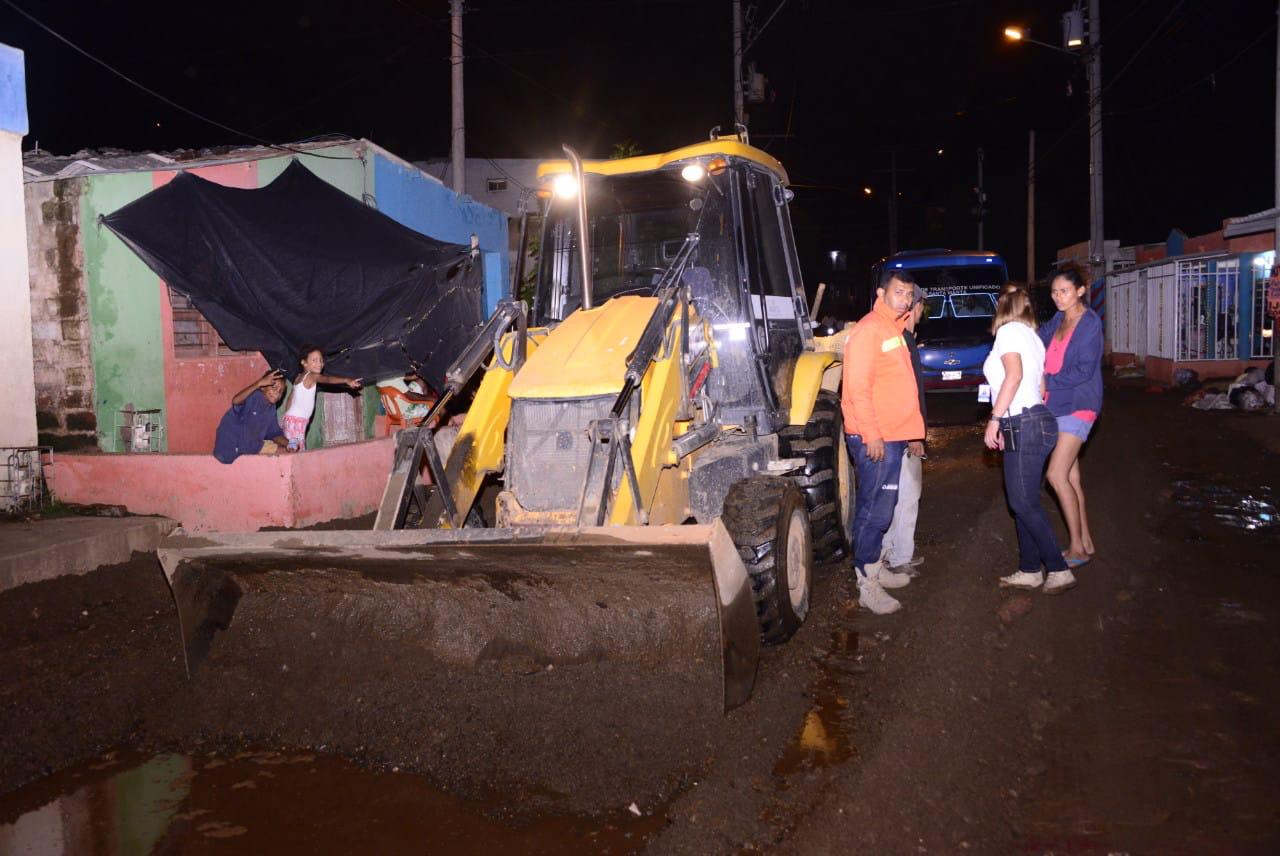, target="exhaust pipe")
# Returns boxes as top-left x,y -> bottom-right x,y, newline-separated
562,144 -> 593,310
